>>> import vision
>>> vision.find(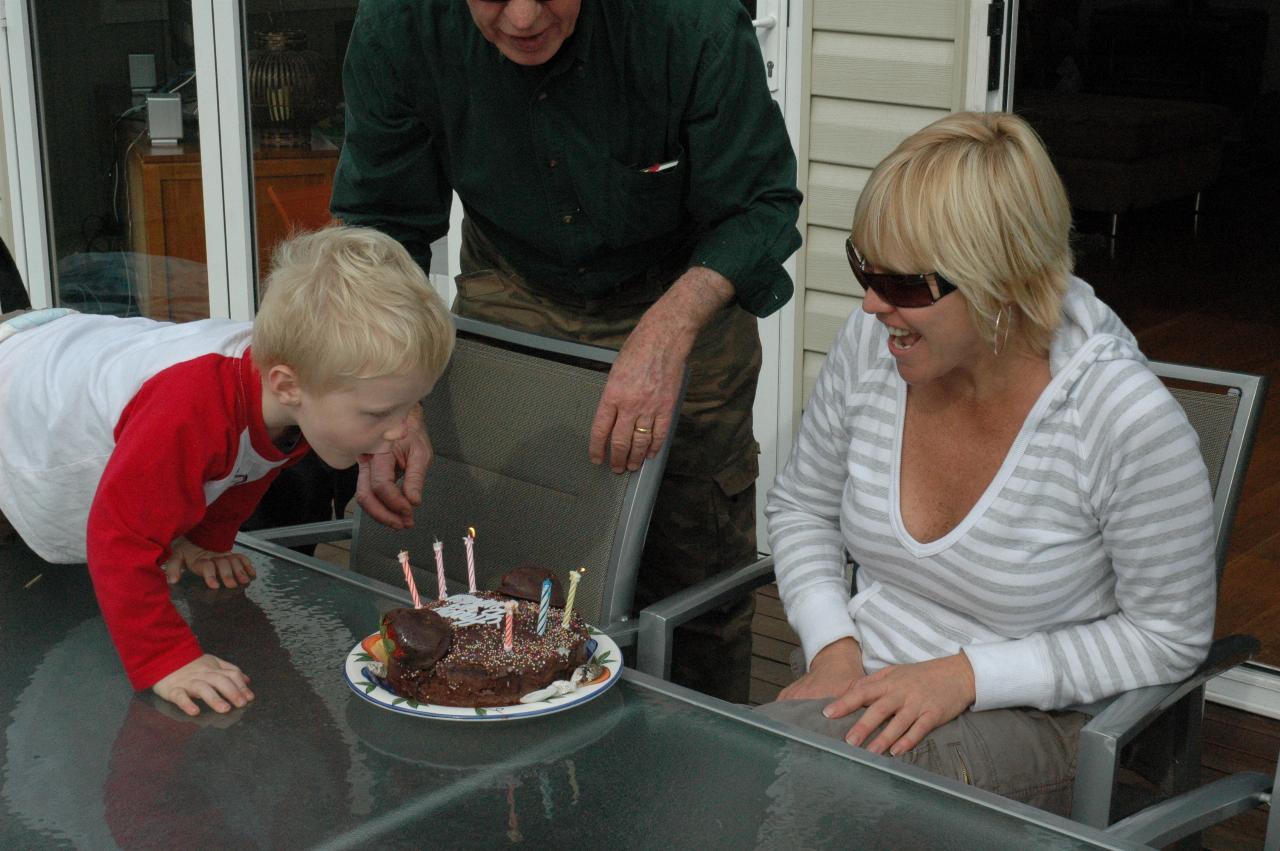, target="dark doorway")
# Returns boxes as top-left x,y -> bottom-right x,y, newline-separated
1013,0 -> 1280,666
